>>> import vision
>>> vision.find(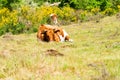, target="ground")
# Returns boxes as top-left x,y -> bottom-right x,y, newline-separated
0,16 -> 120,80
